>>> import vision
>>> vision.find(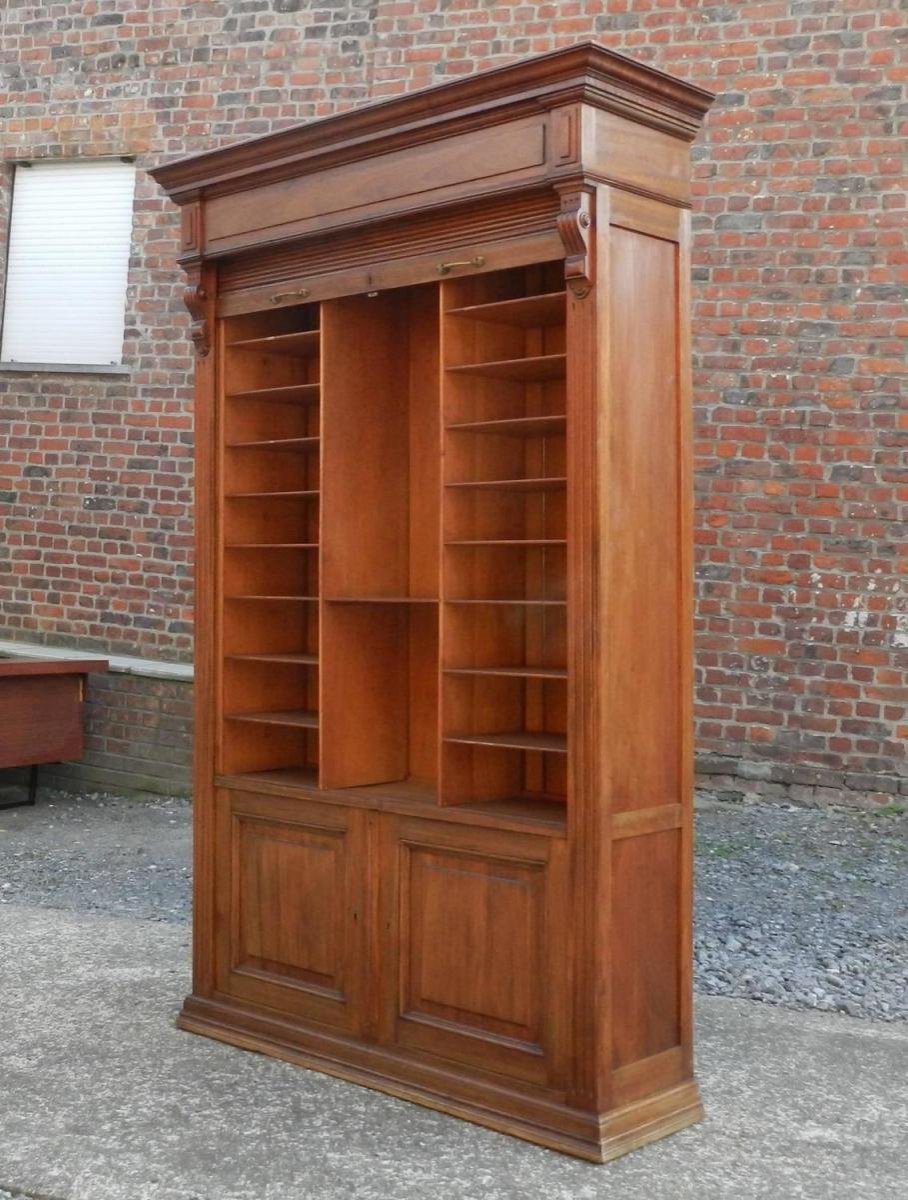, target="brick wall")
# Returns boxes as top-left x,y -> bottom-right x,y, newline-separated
0,1 -> 904,806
